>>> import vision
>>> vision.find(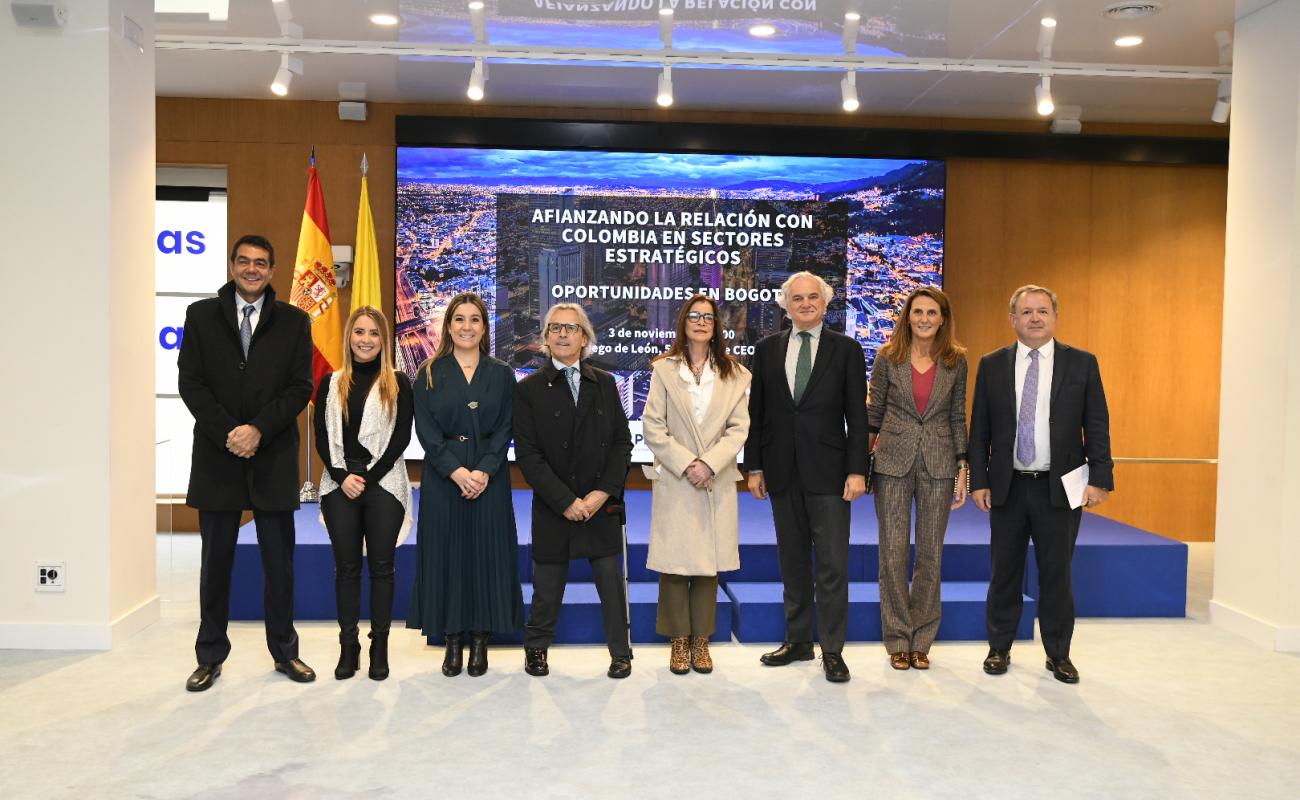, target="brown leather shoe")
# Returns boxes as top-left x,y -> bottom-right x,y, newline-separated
909,651 -> 930,670
669,636 -> 691,675
690,636 -> 713,674
889,651 -> 911,670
